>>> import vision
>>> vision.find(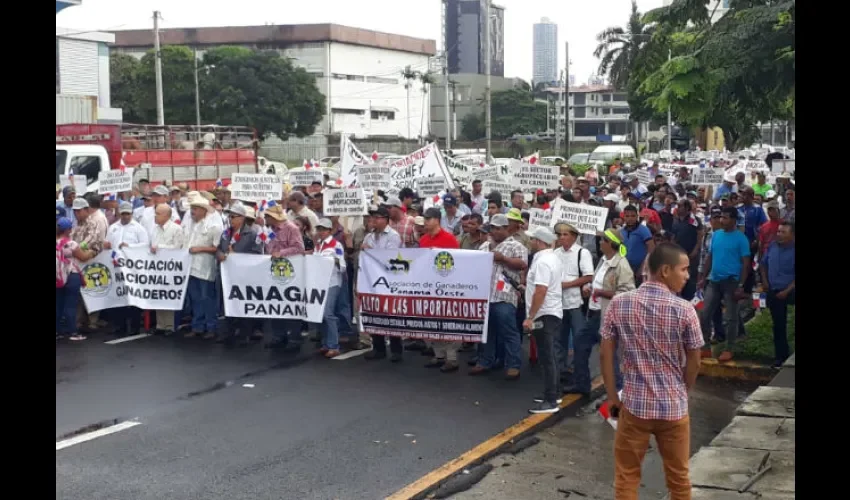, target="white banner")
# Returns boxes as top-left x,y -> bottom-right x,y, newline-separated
357,249 -> 493,343
772,159 -> 795,174
60,174 -> 88,194
472,166 -> 503,181
527,208 -> 552,232
80,247 -> 191,312
388,142 -> 455,191
415,176 -> 446,196
340,135 -> 371,188
221,254 -> 334,321
691,168 -> 725,186
511,160 -> 559,192
551,201 -> 607,235
482,180 -> 513,197
323,188 -> 367,216
98,170 -> 133,194
635,168 -> 651,186
290,170 -> 323,187
358,163 -> 392,191
230,173 -> 283,202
